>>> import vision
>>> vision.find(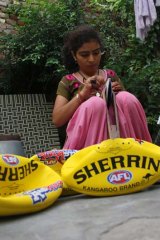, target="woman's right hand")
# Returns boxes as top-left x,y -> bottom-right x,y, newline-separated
80,75 -> 105,100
